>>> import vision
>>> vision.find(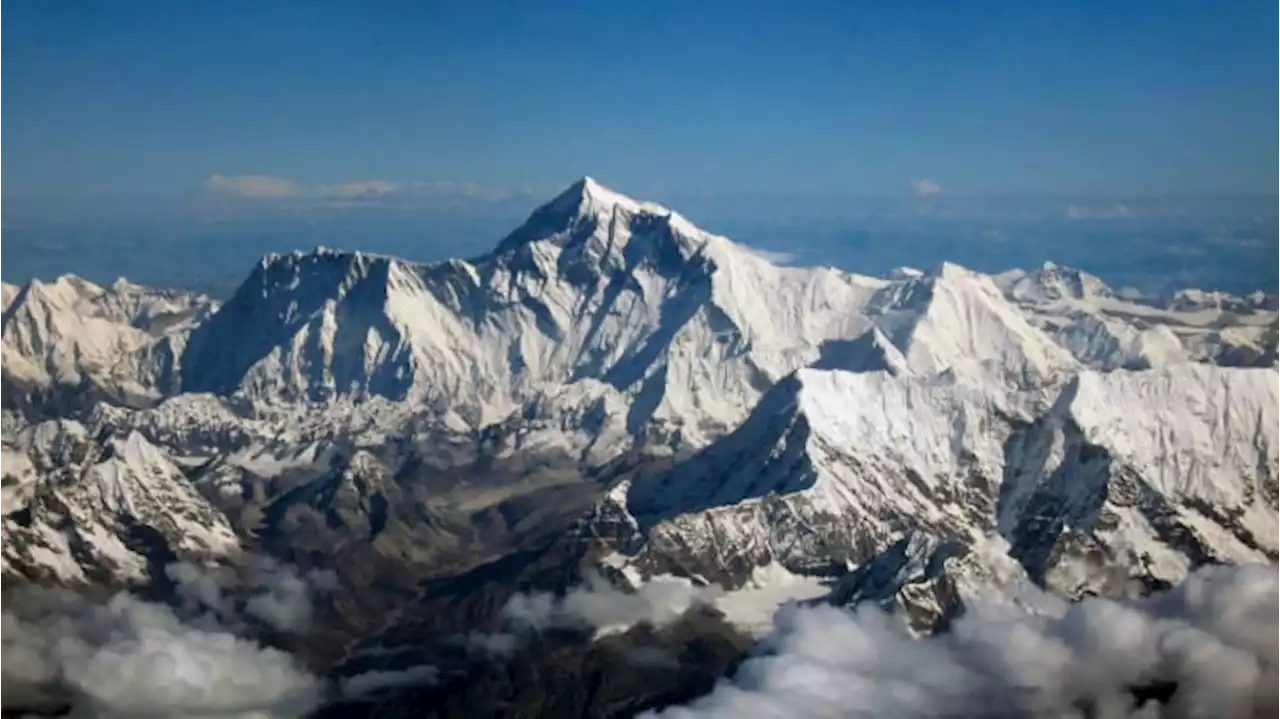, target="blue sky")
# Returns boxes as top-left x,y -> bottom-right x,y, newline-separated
4,0 -> 1277,201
